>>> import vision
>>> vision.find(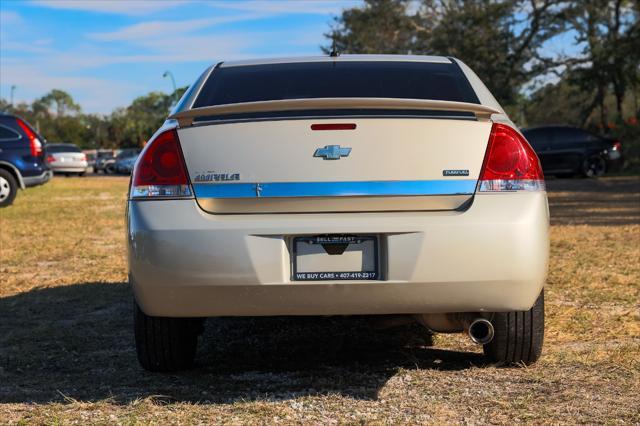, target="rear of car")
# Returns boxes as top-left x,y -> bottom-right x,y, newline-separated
114,150 -> 140,174
0,113 -> 51,207
523,126 -> 624,177
94,150 -> 116,174
127,56 -> 549,371
45,143 -> 88,175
